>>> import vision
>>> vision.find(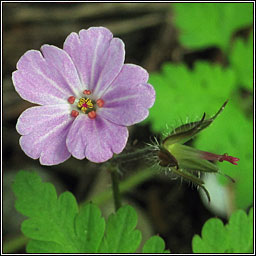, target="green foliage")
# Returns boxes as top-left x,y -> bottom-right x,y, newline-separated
192,208 -> 253,253
148,61 -> 235,132
12,170 -> 169,253
12,170 -> 104,253
226,207 -> 253,253
142,236 -> 170,253
230,31 -> 253,91
172,3 -> 253,52
193,218 -> 227,253
98,205 -> 141,253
